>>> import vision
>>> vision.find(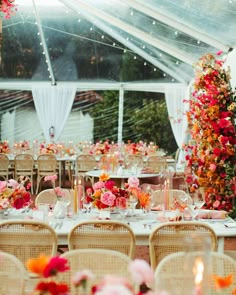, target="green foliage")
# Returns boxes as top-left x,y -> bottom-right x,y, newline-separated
89,91 -> 178,155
